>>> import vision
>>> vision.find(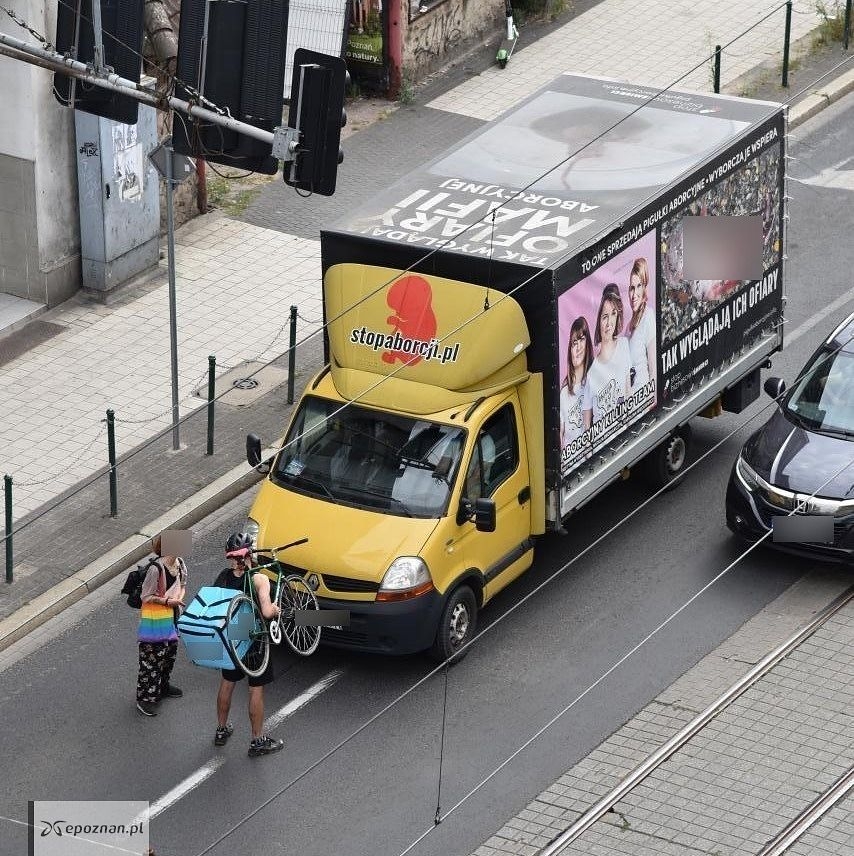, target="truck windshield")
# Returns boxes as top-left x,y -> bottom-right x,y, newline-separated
785,348 -> 854,437
272,396 -> 466,518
